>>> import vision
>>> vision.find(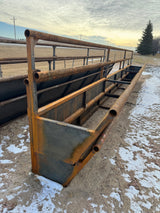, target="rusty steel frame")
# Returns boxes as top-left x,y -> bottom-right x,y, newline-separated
0,55 -> 106,65
24,29 -> 142,186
